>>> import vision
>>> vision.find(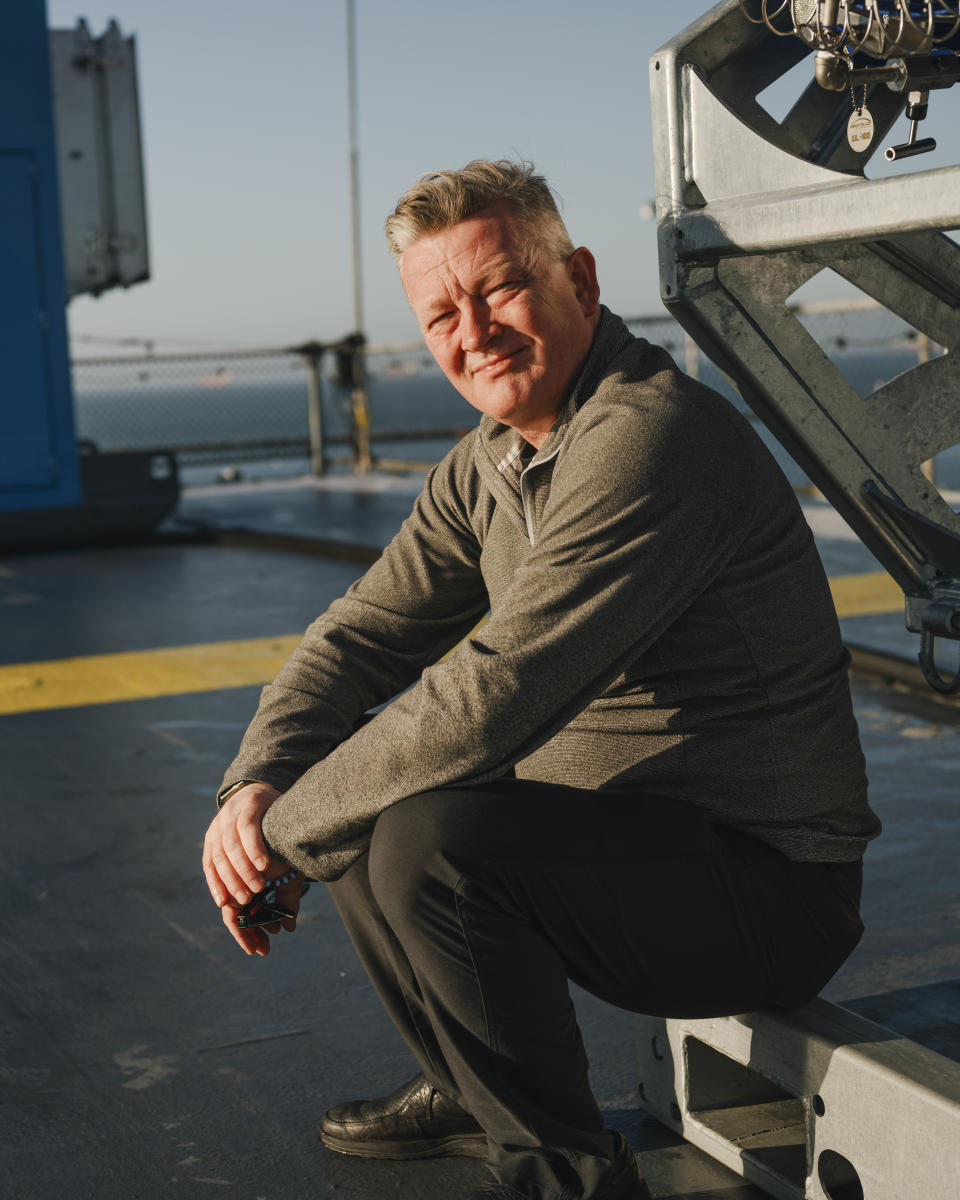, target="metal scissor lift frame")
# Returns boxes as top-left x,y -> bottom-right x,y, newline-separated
639,4 -> 960,1196
651,0 -> 960,689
